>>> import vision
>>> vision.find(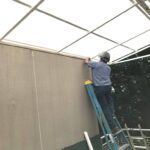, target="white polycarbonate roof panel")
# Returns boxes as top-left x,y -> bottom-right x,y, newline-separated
95,7 -> 150,43
38,0 -> 133,30
0,0 -> 29,37
91,46 -> 133,62
109,46 -> 133,62
6,11 -> 86,50
61,34 -> 116,57
19,0 -> 39,6
0,0 -> 150,61
125,29 -> 150,49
